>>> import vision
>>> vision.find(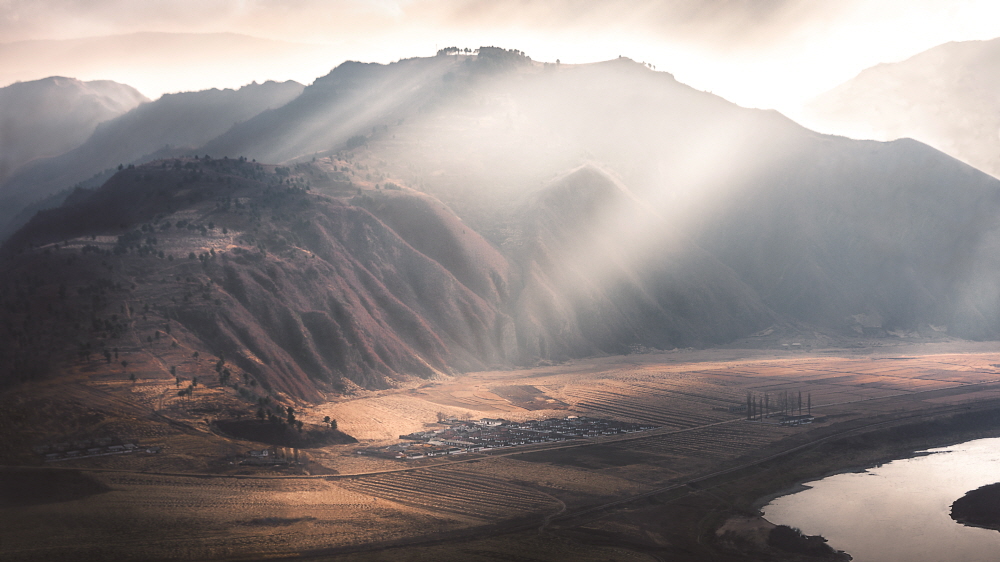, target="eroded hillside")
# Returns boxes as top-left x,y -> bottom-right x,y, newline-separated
0,157 -> 517,401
